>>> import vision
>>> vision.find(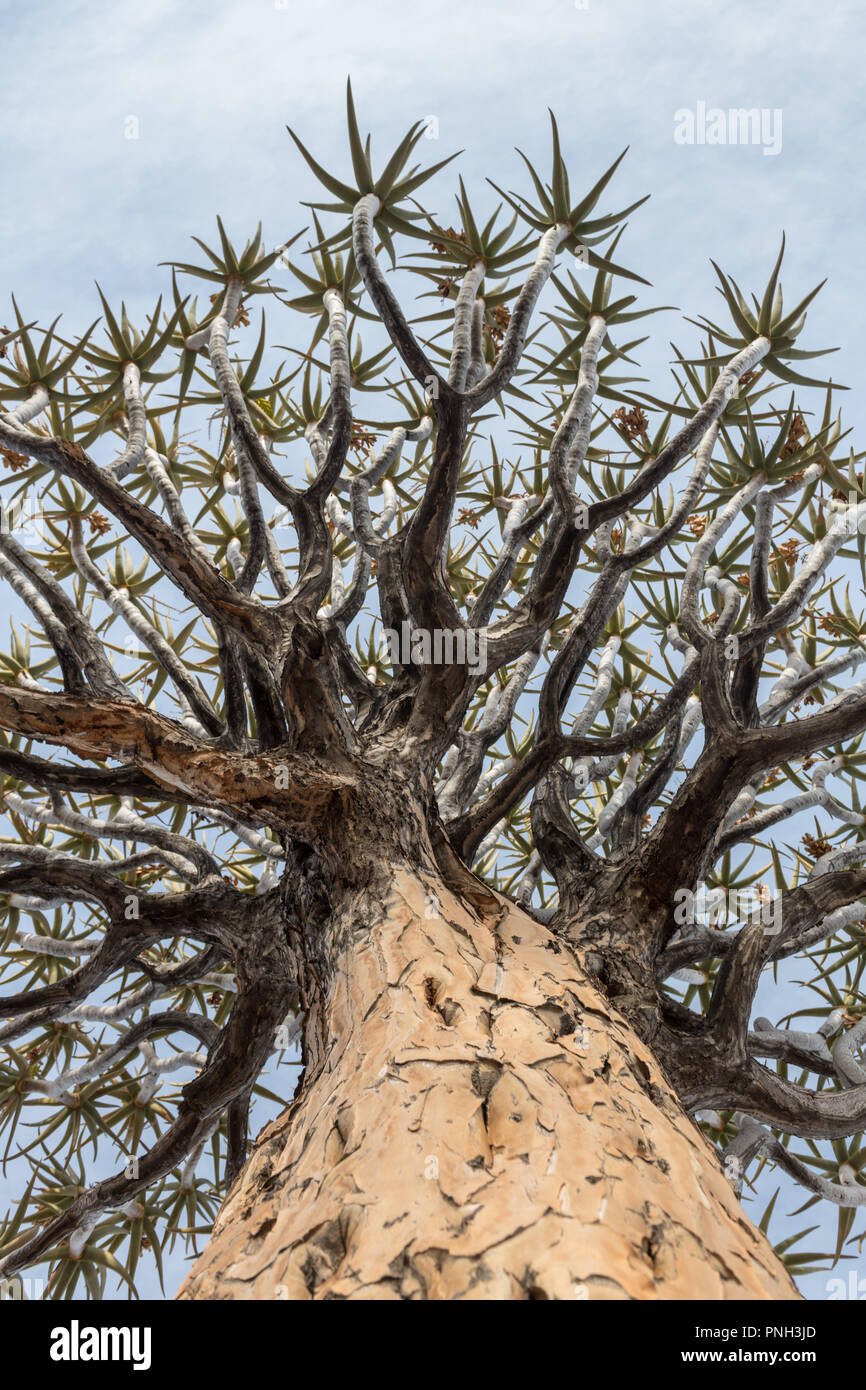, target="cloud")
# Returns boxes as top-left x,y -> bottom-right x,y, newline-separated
2,0 -> 861,427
